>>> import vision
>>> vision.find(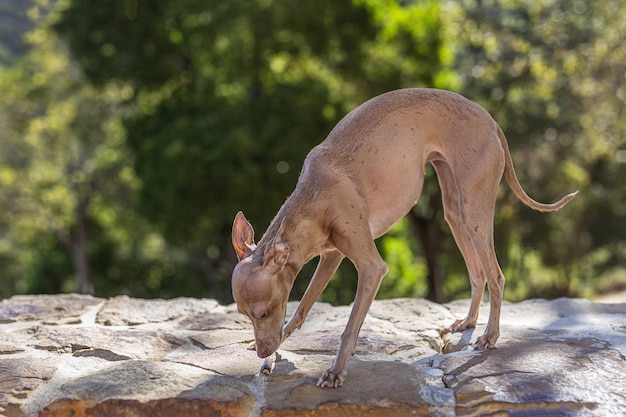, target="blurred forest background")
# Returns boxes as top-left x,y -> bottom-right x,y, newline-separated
0,0 -> 624,304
